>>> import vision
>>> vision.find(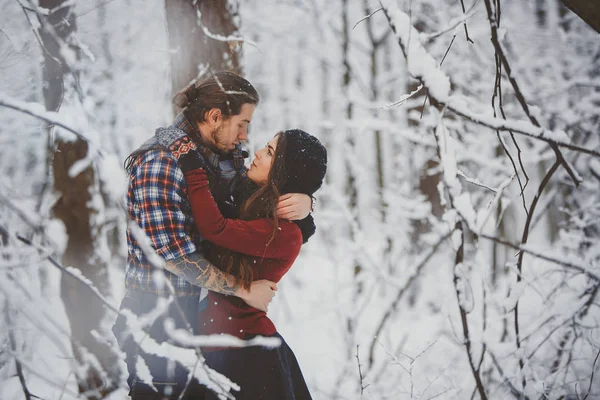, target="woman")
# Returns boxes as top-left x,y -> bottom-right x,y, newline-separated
166,129 -> 327,399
